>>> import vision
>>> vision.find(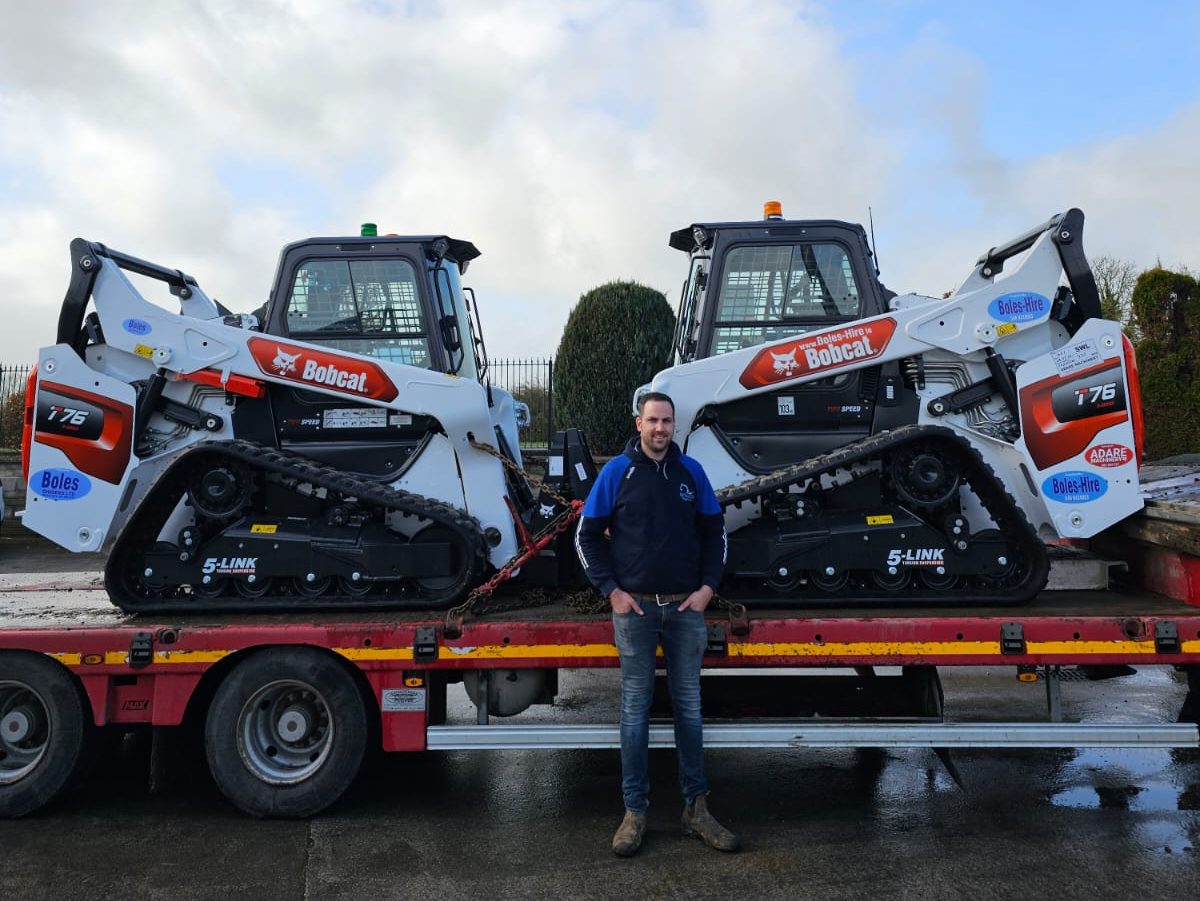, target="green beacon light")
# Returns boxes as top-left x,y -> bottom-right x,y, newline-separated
360,222 -> 378,237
